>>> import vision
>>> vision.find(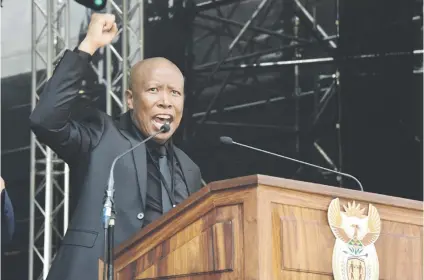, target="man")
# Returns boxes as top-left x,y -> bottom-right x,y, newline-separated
1,176 -> 15,247
29,13 -> 202,280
